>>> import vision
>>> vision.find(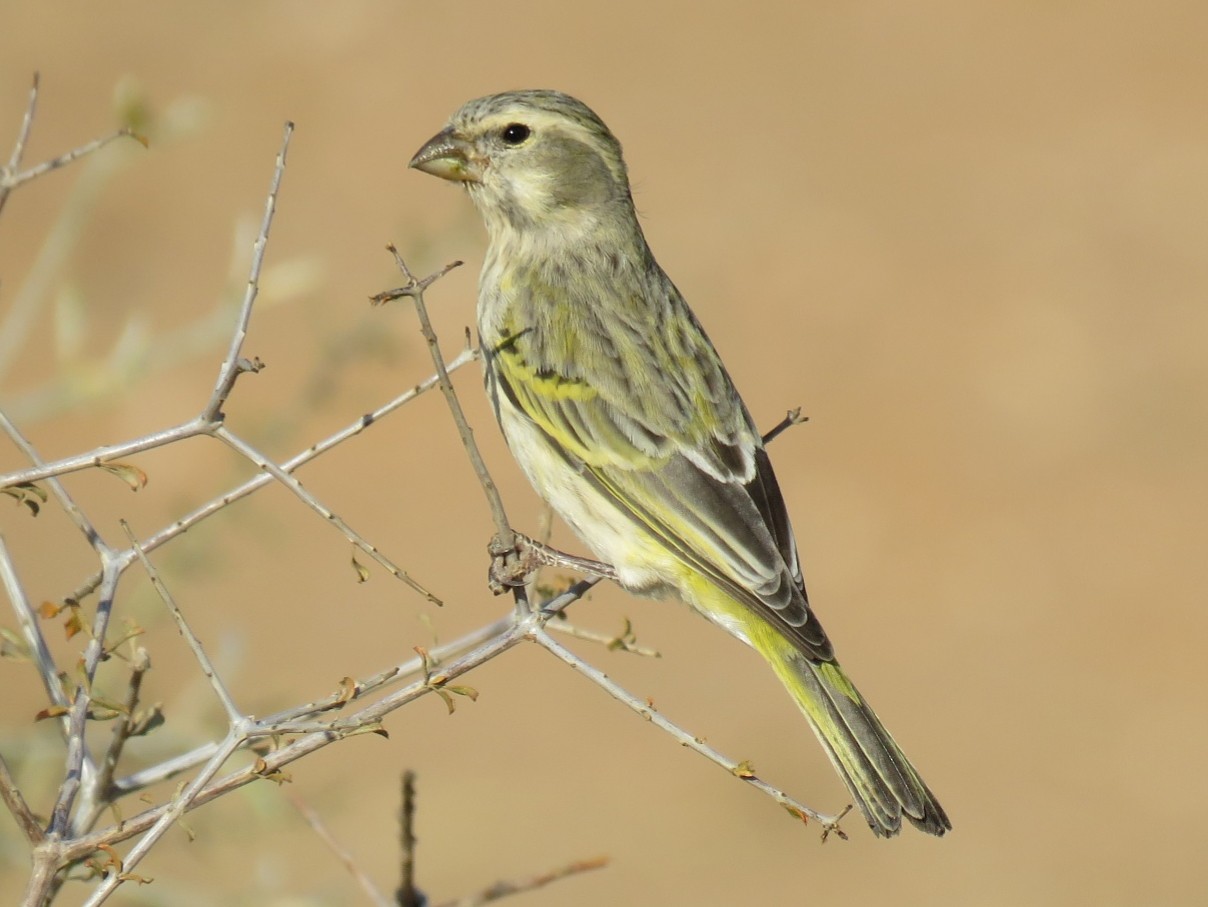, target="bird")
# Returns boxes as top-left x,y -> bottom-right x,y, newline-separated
409,90 -> 950,837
